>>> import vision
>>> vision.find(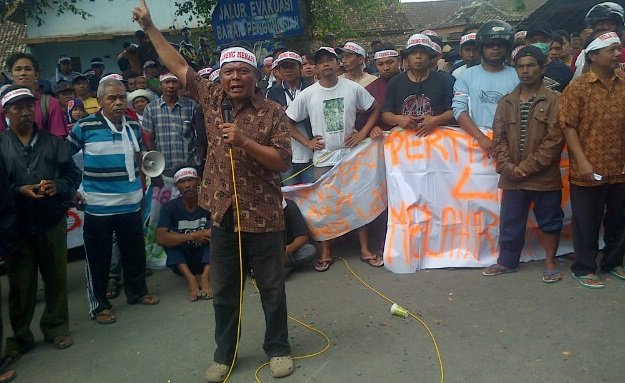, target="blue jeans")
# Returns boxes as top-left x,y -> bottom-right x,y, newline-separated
497,190 -> 563,269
